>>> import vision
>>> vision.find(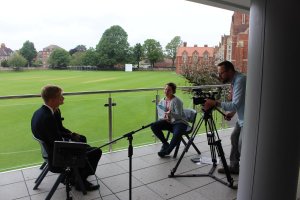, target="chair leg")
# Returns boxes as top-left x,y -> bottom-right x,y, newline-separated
33,164 -> 49,189
185,135 -> 201,155
173,142 -> 181,158
45,173 -> 65,200
40,161 -> 47,170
